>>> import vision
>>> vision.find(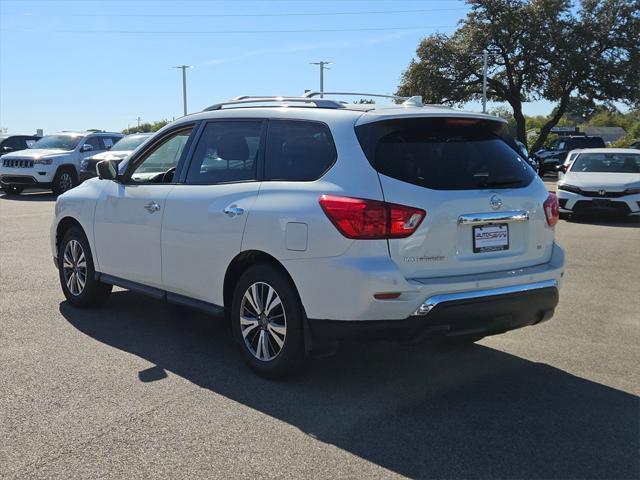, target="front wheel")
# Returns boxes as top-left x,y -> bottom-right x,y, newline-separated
1,185 -> 24,195
231,264 -> 305,378
52,168 -> 77,195
58,226 -> 112,307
